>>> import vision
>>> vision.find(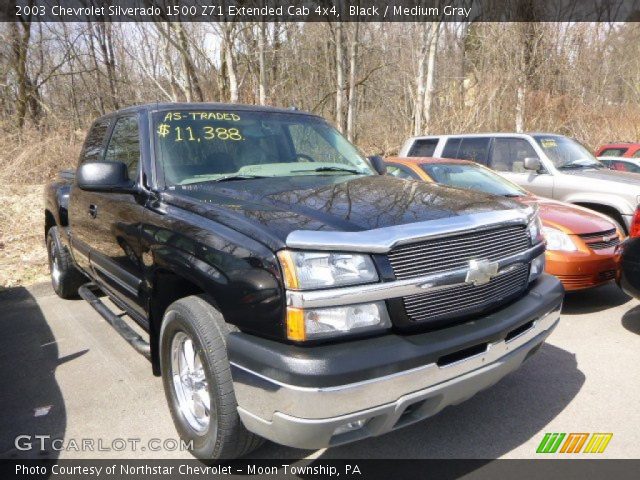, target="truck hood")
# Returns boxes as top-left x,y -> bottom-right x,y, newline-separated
519,195 -> 616,235
164,175 -> 526,247
562,168 -> 640,186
